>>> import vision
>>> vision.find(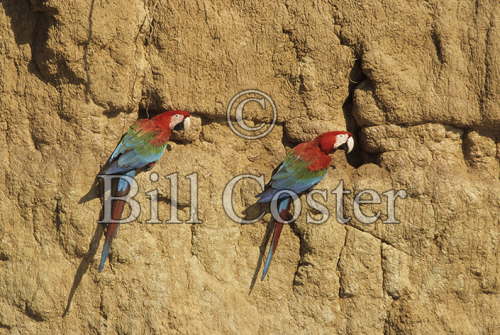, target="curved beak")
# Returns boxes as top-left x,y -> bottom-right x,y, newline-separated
174,116 -> 191,131
183,116 -> 191,130
346,136 -> 354,153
